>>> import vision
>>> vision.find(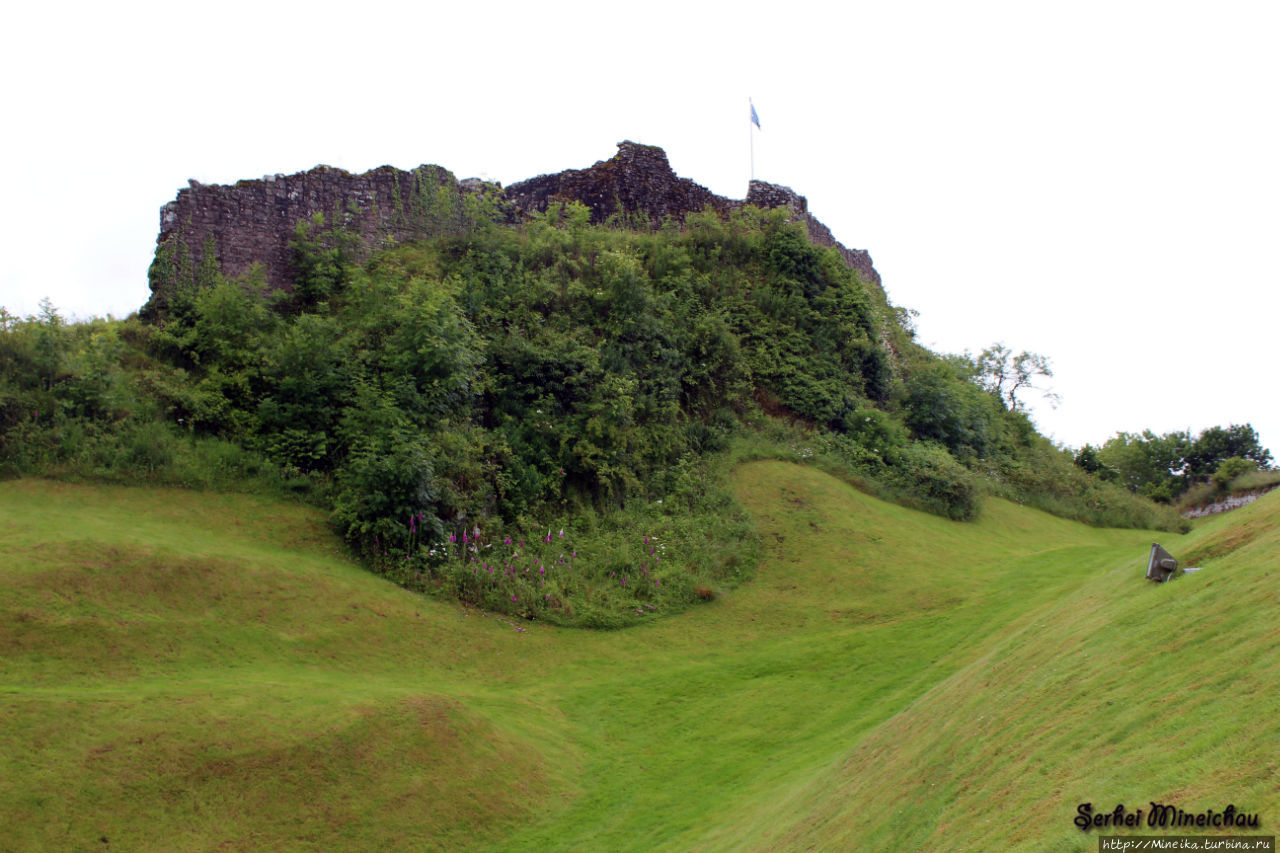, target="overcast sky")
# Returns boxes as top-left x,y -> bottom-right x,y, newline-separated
3,1 -> 1277,456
